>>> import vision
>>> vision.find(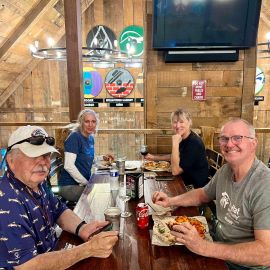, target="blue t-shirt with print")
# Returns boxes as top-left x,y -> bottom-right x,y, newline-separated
59,131 -> 95,186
